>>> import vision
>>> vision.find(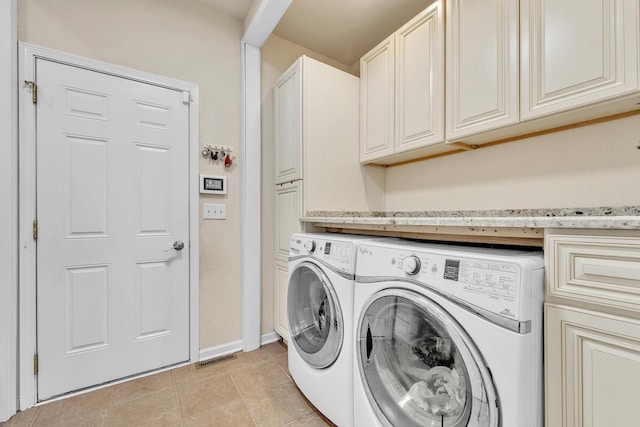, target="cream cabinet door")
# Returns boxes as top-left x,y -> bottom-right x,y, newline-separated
396,1 -> 445,153
521,0 -> 640,120
274,181 -> 302,260
274,60 -> 302,184
273,258 -> 290,340
273,181 -> 302,340
360,35 -> 395,163
545,304 -> 640,427
446,0 -> 519,141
